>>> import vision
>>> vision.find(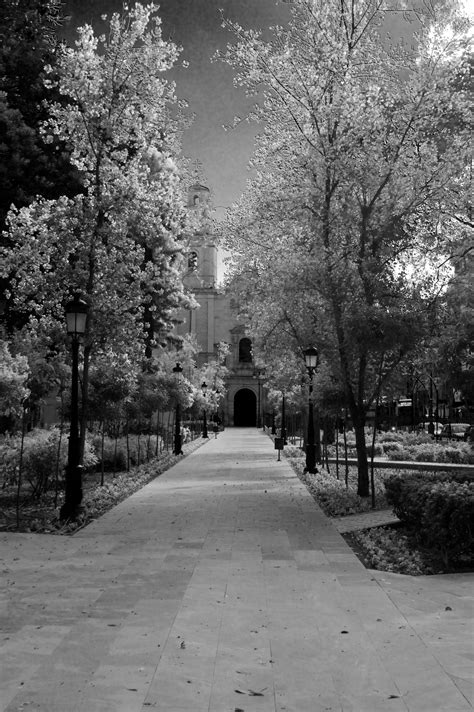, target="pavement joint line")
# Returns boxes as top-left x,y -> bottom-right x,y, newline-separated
0,428 -> 472,712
